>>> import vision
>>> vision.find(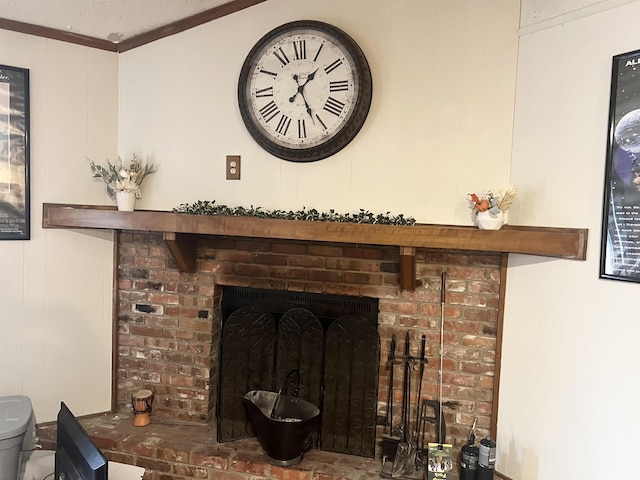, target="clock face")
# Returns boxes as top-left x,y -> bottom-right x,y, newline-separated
238,20 -> 372,162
